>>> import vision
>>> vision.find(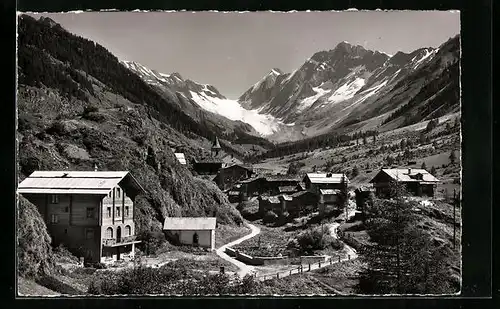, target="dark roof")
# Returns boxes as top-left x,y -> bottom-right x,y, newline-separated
291,191 -> 317,198
194,157 -> 223,164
